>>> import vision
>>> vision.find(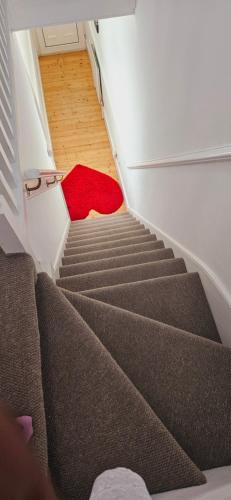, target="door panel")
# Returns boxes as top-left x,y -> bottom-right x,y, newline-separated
43,23 -> 79,47
37,23 -> 86,55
